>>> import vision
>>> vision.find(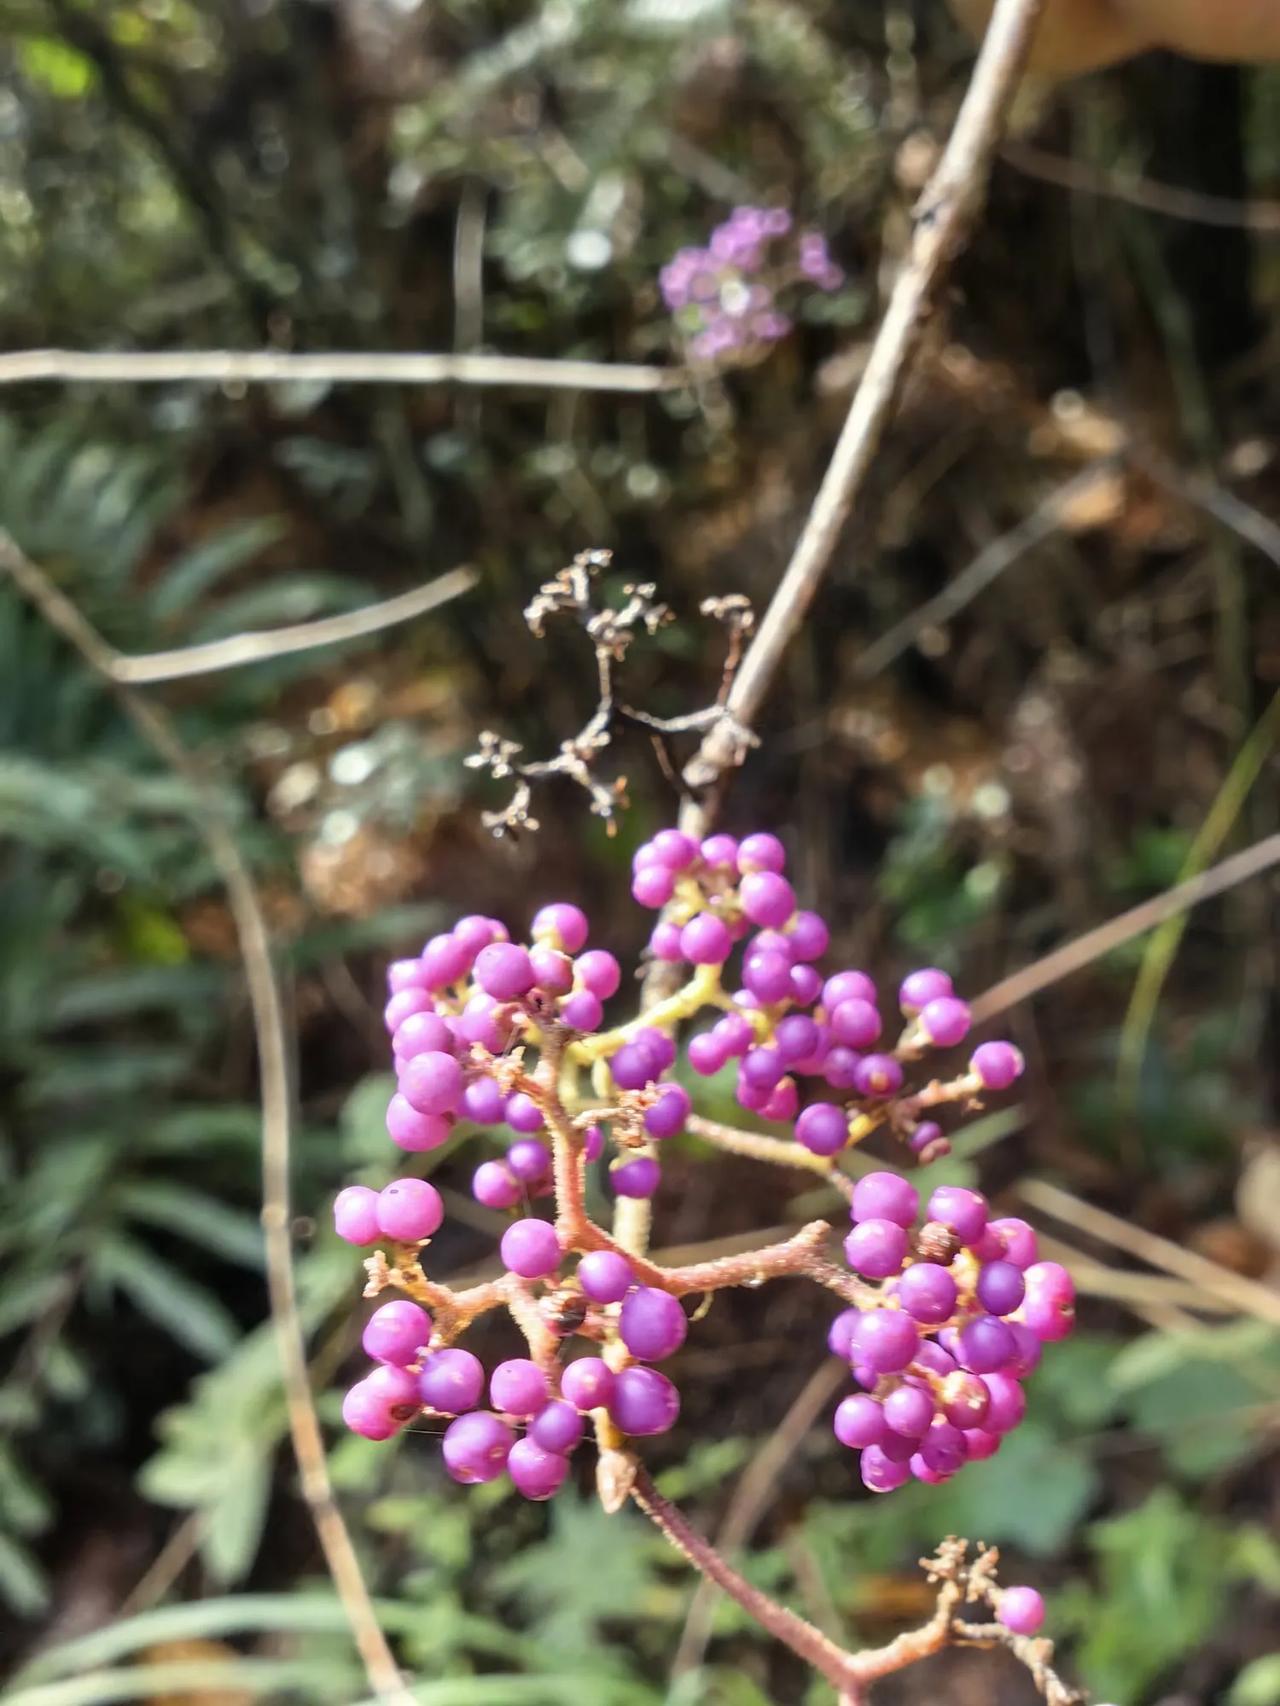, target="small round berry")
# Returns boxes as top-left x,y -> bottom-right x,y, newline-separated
453,996 -> 504,1053
939,1370 -> 990,1430
896,1261 -> 958,1324
680,913 -> 733,965
742,949 -> 792,1003
851,1171 -> 919,1229
634,1028 -> 676,1072
333,1185 -> 381,1246
844,1218 -> 907,1279
461,1076 -> 505,1124
418,1347 -> 485,1414
822,970 -> 878,1010
909,1453 -> 951,1485
530,1399 -> 585,1454
632,864 -> 675,908
473,1160 -> 521,1210
531,902 -> 589,955
980,1372 -> 1027,1434
787,910 -> 830,961
474,942 -> 537,1001
399,1051 -> 463,1117
741,1046 -> 784,1091
507,1137 -> 552,1182
688,1032 -> 729,1076
919,997 -> 972,1049
576,950 -> 621,999
919,1417 -> 968,1476
529,944 -> 574,994
578,1249 -> 634,1304
774,1014 -> 820,1064
852,1310 -> 919,1374
958,1315 -> 1017,1375
998,1586 -> 1045,1636
505,1093 -> 545,1134
964,1428 -> 1002,1461
490,1358 -> 549,1417
1022,1261 -> 1076,1341
700,833 -> 739,867
362,1300 -> 431,1366
898,968 -> 953,1014
829,999 -> 882,1049
387,957 -> 430,994
1006,1321 -> 1043,1378
789,964 -> 823,1006
611,1156 -> 661,1198
561,1357 -> 615,1412
977,1259 -> 1026,1317
713,1013 -> 755,1056
827,1308 -> 861,1361
500,1218 -> 561,1279
646,1084 -> 691,1139
609,1366 -> 680,1436
342,1376 -> 404,1440
822,1046 -> 861,1089
649,921 -> 685,963
913,1339 -> 958,1378
908,1120 -> 946,1158
987,1217 -> 1038,1269
391,1010 -> 454,1061
761,1079 -> 798,1122
853,1054 -> 904,1099
561,990 -> 604,1031
737,832 -> 786,874
582,1125 -> 605,1163
376,1178 -> 444,1242
619,1287 -> 687,1361
442,1411 -> 515,1484
508,1436 -> 569,1500
834,1394 -> 886,1449
420,932 -> 473,987
387,1094 -> 452,1153
740,871 -> 796,929
860,1444 -> 910,1492
651,829 -> 698,869
608,1043 -> 654,1091
453,915 -> 503,957
926,1185 -> 989,1246
971,1040 -> 1025,1090
883,1383 -> 935,1439
384,987 -> 437,1033
794,1102 -> 849,1157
